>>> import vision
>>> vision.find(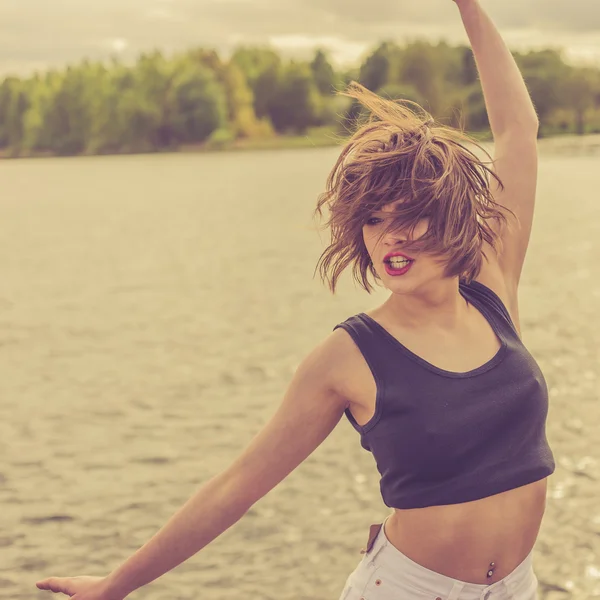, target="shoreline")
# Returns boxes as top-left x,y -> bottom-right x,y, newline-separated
1,130 -> 599,160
